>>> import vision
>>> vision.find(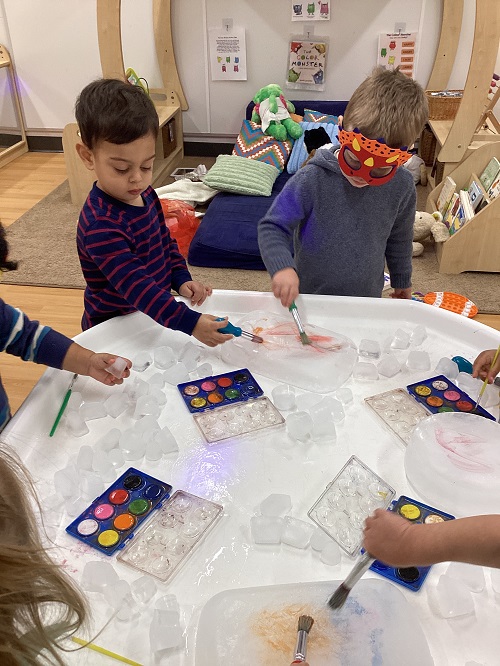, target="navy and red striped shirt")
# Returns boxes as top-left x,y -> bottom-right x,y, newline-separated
77,184 -> 201,334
